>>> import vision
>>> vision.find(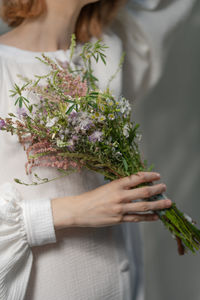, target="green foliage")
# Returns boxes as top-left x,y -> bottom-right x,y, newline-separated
79,39 -> 108,89
106,51 -> 126,89
69,33 -> 76,63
